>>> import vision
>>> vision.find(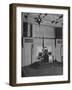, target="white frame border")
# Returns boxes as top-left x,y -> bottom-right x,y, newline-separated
16,7 -> 68,84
